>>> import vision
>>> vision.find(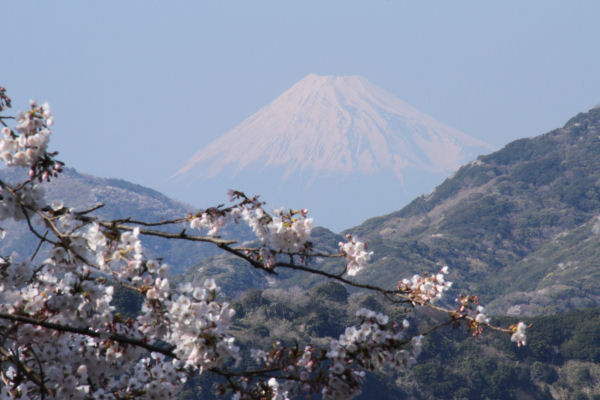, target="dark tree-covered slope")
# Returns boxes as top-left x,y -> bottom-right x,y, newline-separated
347,105 -> 600,315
